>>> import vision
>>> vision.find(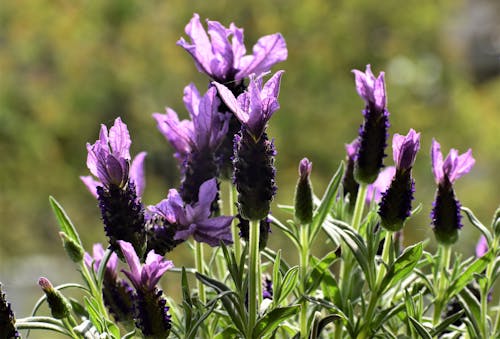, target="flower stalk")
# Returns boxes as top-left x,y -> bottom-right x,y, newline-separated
248,219 -> 261,337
